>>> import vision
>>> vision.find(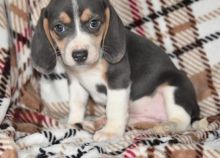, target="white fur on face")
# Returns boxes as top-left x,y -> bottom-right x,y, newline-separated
62,1 -> 101,67
63,32 -> 101,66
